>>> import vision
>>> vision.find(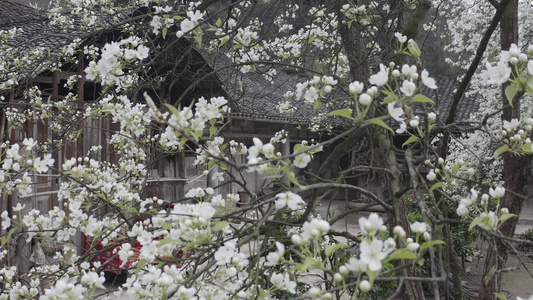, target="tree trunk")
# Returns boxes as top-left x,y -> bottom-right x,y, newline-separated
335,0 -> 368,82
374,132 -> 426,300
477,1 -> 527,299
